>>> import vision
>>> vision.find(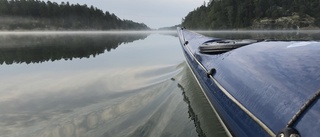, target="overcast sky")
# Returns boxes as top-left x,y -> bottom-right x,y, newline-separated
47,0 -> 209,29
